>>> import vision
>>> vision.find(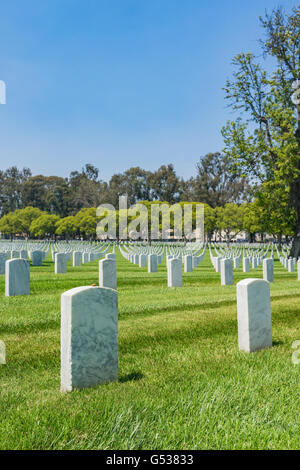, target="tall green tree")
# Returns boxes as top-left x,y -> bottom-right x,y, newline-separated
30,214 -> 60,239
147,164 -> 184,203
13,206 -> 44,237
222,6 -> 300,254
191,152 -> 251,207
68,164 -> 103,213
0,166 -> 31,215
215,203 -> 244,243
